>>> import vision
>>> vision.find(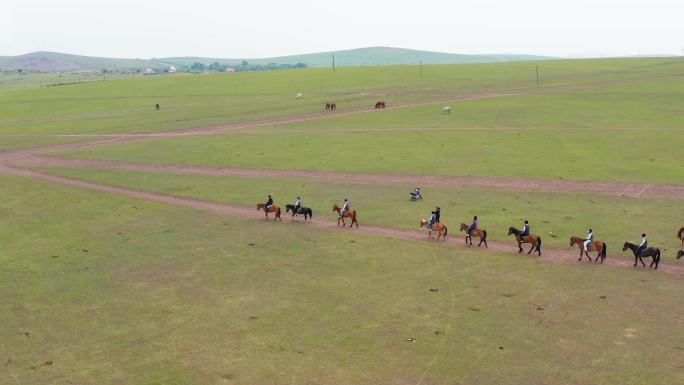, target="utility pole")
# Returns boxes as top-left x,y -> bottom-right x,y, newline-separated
536,66 -> 540,88
419,60 -> 423,77
332,54 -> 336,72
